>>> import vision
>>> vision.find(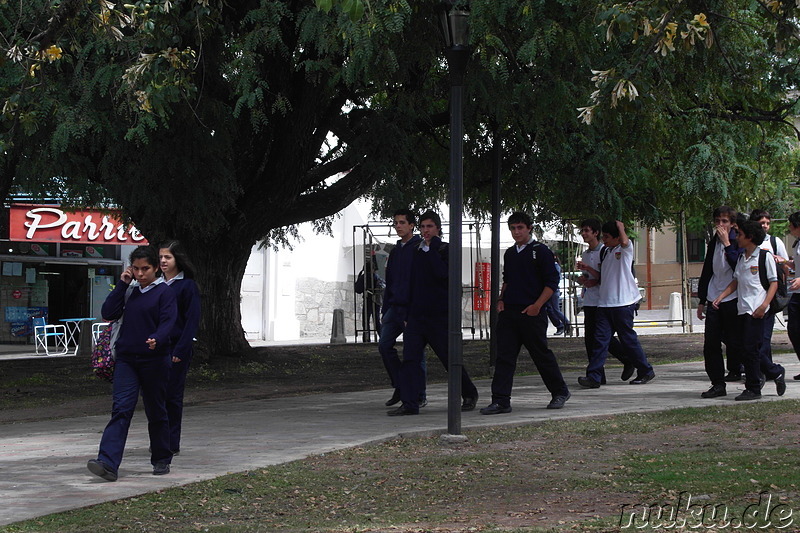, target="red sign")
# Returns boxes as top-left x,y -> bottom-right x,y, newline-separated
9,205 -> 148,245
12,290 -> 21,299
473,262 -> 491,311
